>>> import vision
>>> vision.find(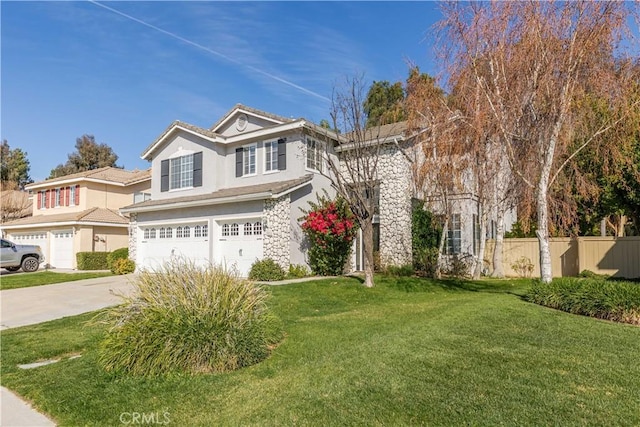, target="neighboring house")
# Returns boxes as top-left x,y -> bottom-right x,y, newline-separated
2,167 -> 151,269
121,104 -> 414,276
